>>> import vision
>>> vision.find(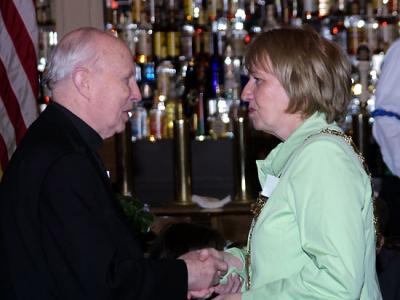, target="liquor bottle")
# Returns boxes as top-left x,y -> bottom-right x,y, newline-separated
263,1 -> 280,31
131,0 -> 141,25
181,20 -> 195,60
183,58 -> 198,129
105,8 -> 120,37
346,0 -> 361,16
135,12 -> 154,109
223,42 -> 241,109
196,89 -> 207,137
364,3 -> 379,54
156,59 -> 178,138
193,27 -> 210,136
207,30 -> 225,100
156,60 -> 176,103
36,0 -> 54,26
330,1 -> 348,52
149,93 -> 166,140
375,0 -> 399,17
302,0 -> 321,32
184,0 -> 194,22
136,12 -> 152,65
347,14 -> 365,56
141,62 -> 156,109
120,12 -> 138,56
231,19 -> 247,58
166,0 -> 181,63
148,0 -> 156,24
376,14 -> 398,53
227,0 -> 239,21
290,0 -> 303,26
281,0 -> 290,25
245,0 -> 263,37
208,0 -> 218,22
164,99 -> 176,138
351,45 -> 372,156
153,0 -> 167,66
207,97 -> 232,139
38,70 -> 51,112
130,101 -> 148,141
207,98 -> 219,139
